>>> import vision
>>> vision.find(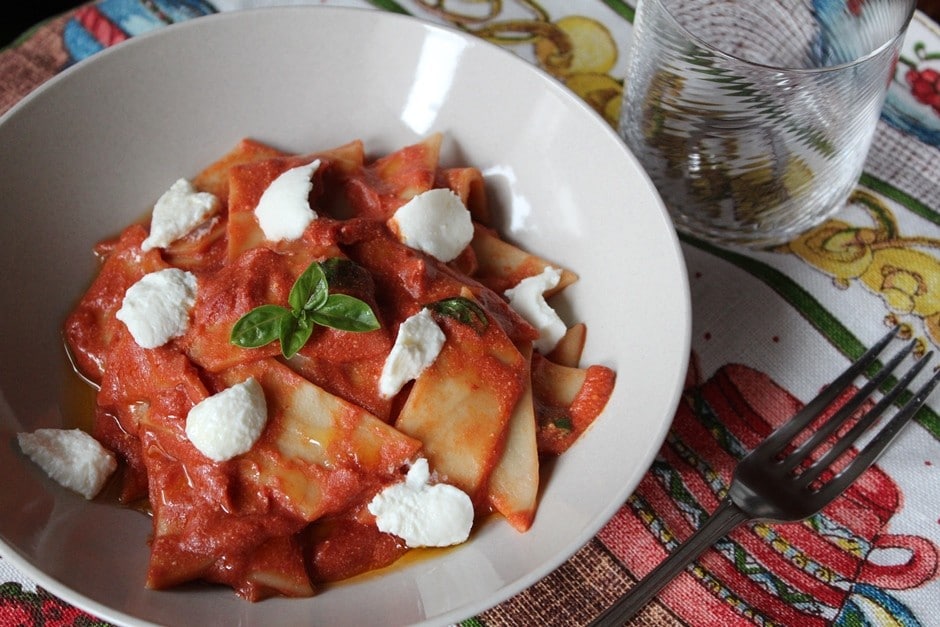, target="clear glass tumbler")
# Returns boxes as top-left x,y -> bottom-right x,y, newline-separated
619,0 -> 916,248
